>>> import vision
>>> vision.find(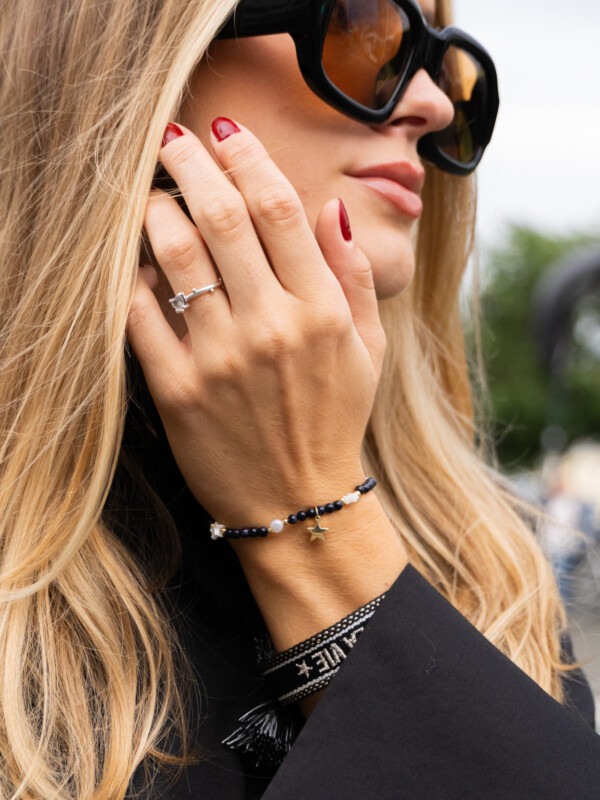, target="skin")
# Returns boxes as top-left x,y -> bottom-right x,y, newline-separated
129,0 -> 454,717
182,49 -> 453,299
151,0 -> 453,336
178,0 -> 449,301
